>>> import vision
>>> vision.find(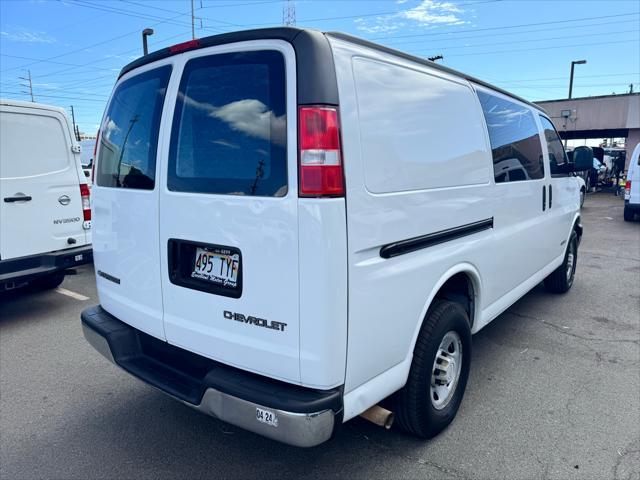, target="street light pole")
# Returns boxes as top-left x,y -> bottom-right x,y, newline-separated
568,59 -> 587,99
142,28 -> 154,55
